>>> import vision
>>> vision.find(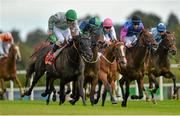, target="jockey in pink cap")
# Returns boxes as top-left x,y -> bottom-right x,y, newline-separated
101,18 -> 117,44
